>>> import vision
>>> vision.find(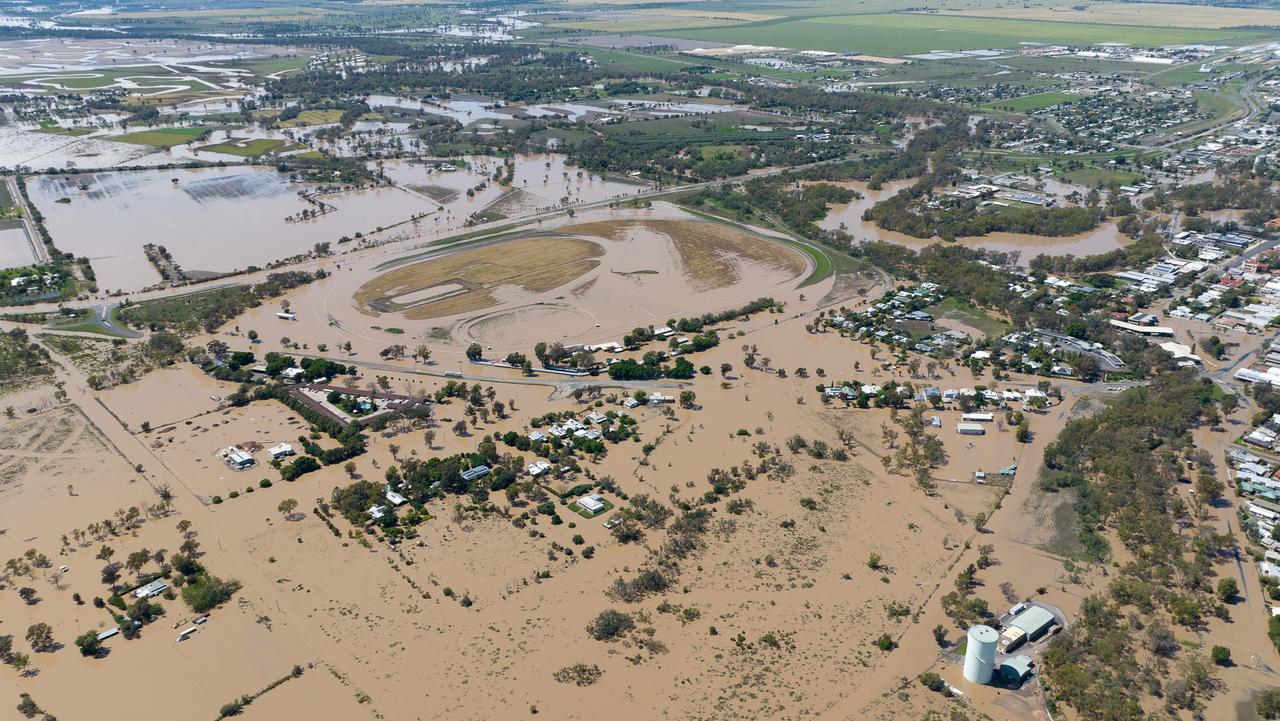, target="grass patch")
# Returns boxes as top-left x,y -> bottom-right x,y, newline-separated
241,56 -> 311,75
196,138 -> 298,157
569,498 -> 615,518
678,205 -> 832,287
356,235 -> 605,320
981,91 -> 1077,113
112,126 -> 211,148
278,109 -> 344,128
926,297 -> 1010,339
